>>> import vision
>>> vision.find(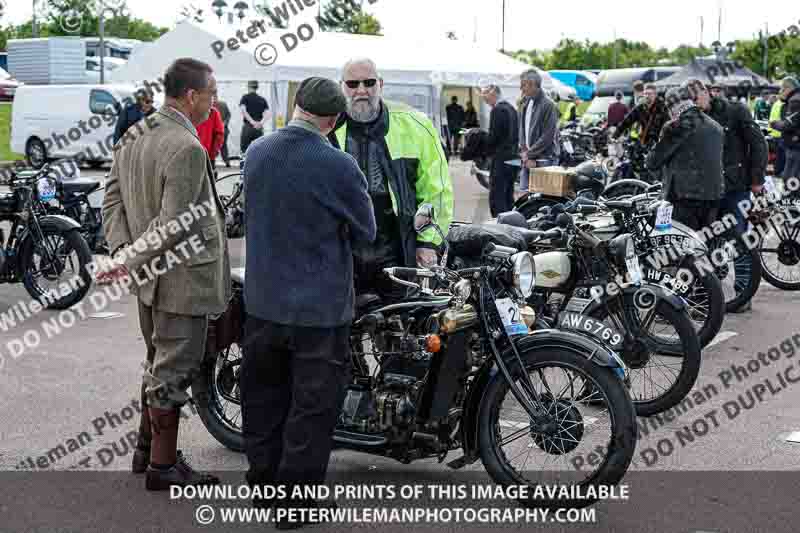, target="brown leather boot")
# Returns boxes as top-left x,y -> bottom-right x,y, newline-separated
145,407 -> 219,490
